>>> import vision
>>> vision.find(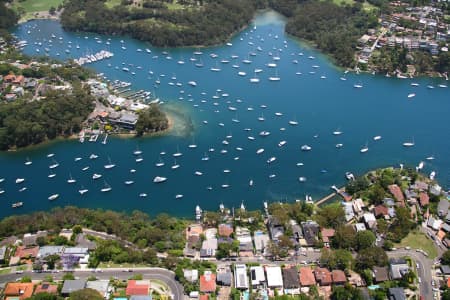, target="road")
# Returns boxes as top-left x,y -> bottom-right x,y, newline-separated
0,267 -> 184,300
388,249 -> 433,300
